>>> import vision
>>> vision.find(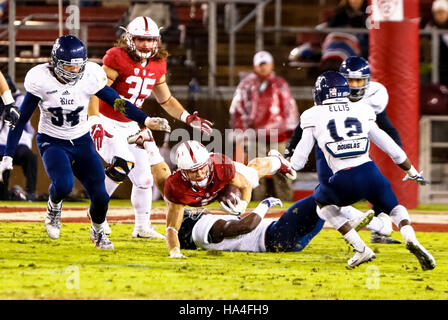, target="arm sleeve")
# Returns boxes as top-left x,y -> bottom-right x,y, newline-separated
290,127 -> 315,171
95,86 -> 148,125
285,123 -> 303,156
375,110 -> 402,148
5,92 -> 40,157
368,121 -> 407,164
